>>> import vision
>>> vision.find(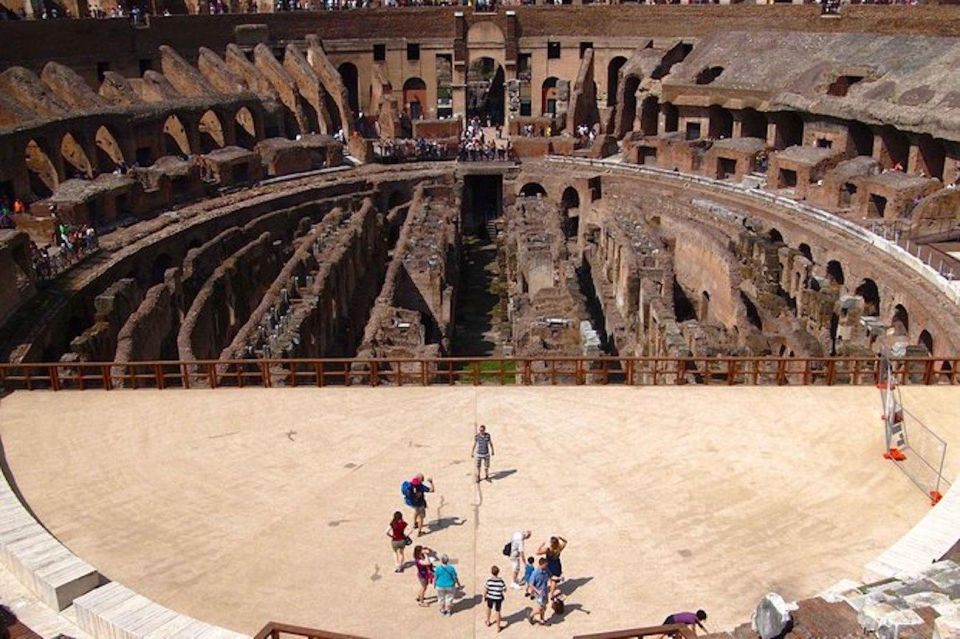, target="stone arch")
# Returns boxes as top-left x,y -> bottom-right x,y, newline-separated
708,105 -> 733,139
561,186 -> 580,239
234,107 -> 258,149
798,242 -> 813,263
519,182 -> 547,198
402,77 -> 427,120
891,304 -> 909,336
60,132 -> 93,178
94,125 -> 125,172
198,110 -> 225,153
740,291 -> 763,331
767,228 -> 784,244
338,62 -> 360,115
466,20 -> 505,50
918,329 -> 934,355
826,260 -> 845,286
639,96 -> 659,137
616,74 -> 641,138
855,278 -> 880,316
466,57 -> 505,126
24,138 -> 59,198
607,56 -> 628,107
740,108 -> 768,140
162,114 -> 191,156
